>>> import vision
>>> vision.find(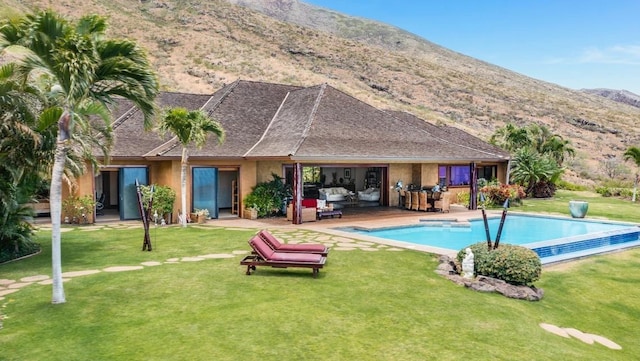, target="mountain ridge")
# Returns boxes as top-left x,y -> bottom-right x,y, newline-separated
1,0 -> 639,184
